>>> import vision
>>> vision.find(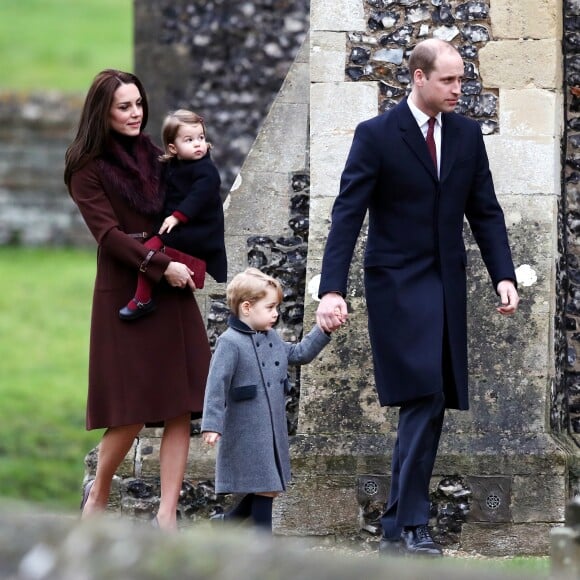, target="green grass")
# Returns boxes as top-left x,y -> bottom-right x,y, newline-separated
0,247 -> 102,509
445,555 -> 549,576
0,0 -> 133,91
